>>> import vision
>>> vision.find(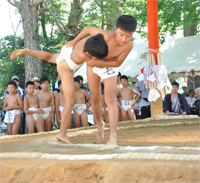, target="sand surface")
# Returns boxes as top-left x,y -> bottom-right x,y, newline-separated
0,116 -> 200,183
